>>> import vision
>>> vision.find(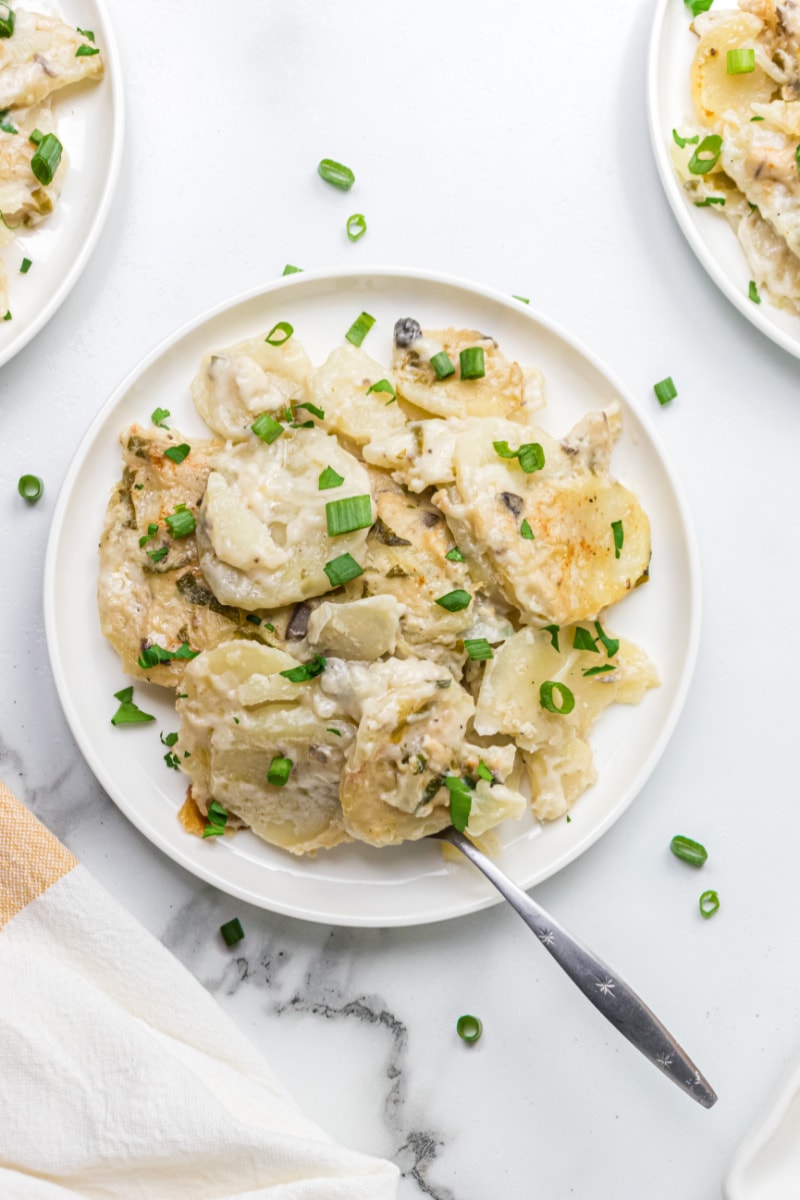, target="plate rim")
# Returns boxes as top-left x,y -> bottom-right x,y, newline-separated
0,0 -> 126,370
646,0 -> 800,362
43,265 -> 702,926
